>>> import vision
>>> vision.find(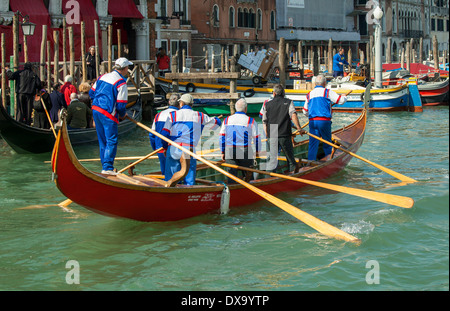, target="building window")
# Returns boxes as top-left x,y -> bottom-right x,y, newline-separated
257,9 -> 262,30
180,0 -> 189,24
437,19 -> 444,31
431,18 -> 436,31
229,6 -> 235,28
160,0 -> 167,18
359,14 -> 367,35
249,8 -> 255,28
238,8 -> 243,27
270,11 -> 275,30
243,8 -> 249,27
213,4 -> 219,27
393,9 -> 397,33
